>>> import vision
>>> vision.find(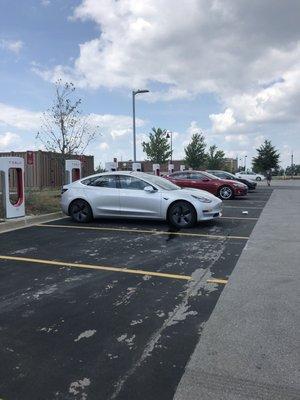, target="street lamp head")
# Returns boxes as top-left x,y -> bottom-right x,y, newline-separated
134,89 -> 150,95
